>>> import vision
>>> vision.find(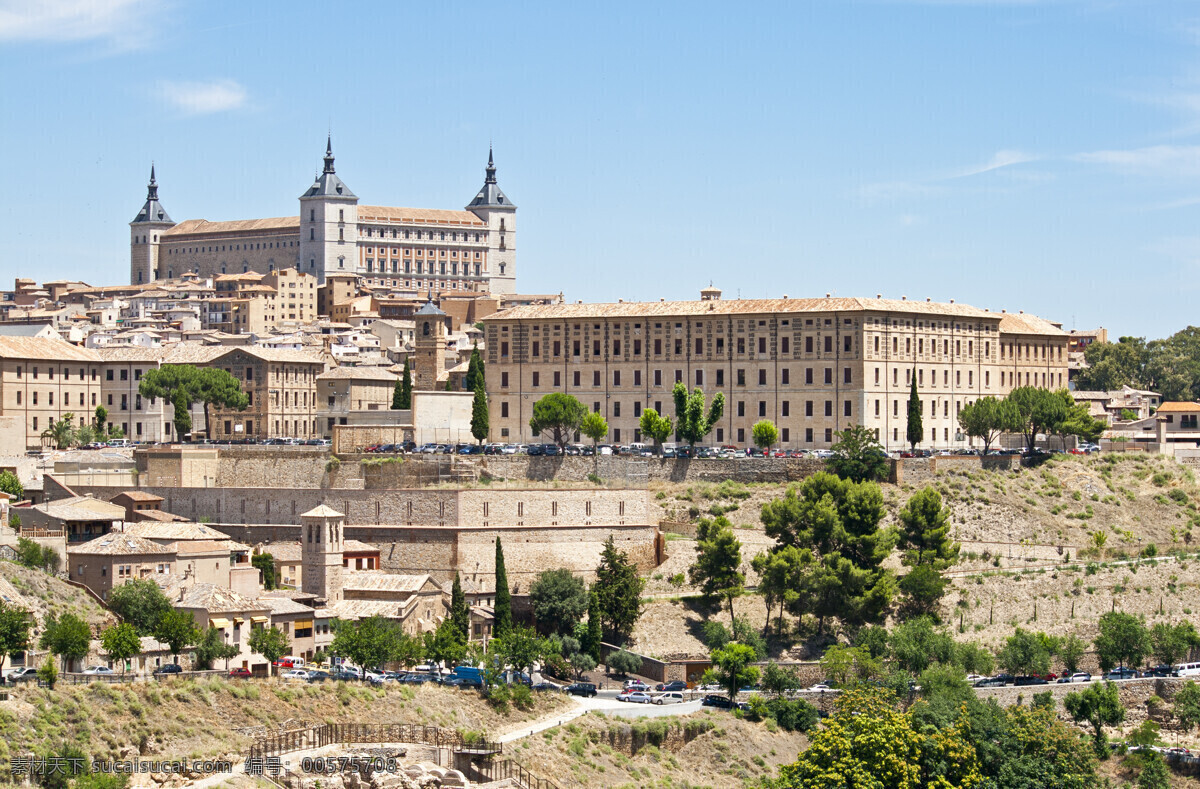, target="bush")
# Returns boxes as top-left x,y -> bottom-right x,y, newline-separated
743,693 -> 770,722
668,573 -> 685,587
587,473 -> 603,485
766,697 -> 820,732
38,659 -> 58,689
733,619 -> 768,661
487,683 -> 511,712
608,649 -> 643,677
511,683 -> 534,711
701,621 -> 732,651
